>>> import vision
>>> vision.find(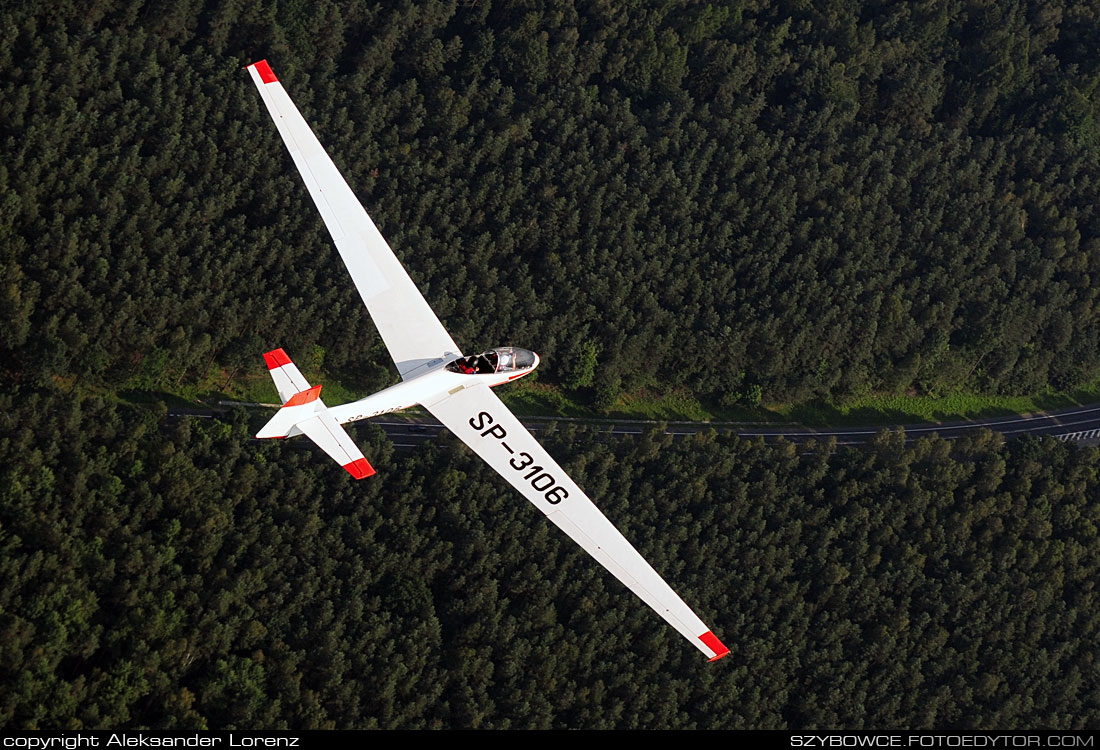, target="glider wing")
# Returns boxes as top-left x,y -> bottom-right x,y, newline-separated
422,384 -> 730,661
246,60 -> 461,380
